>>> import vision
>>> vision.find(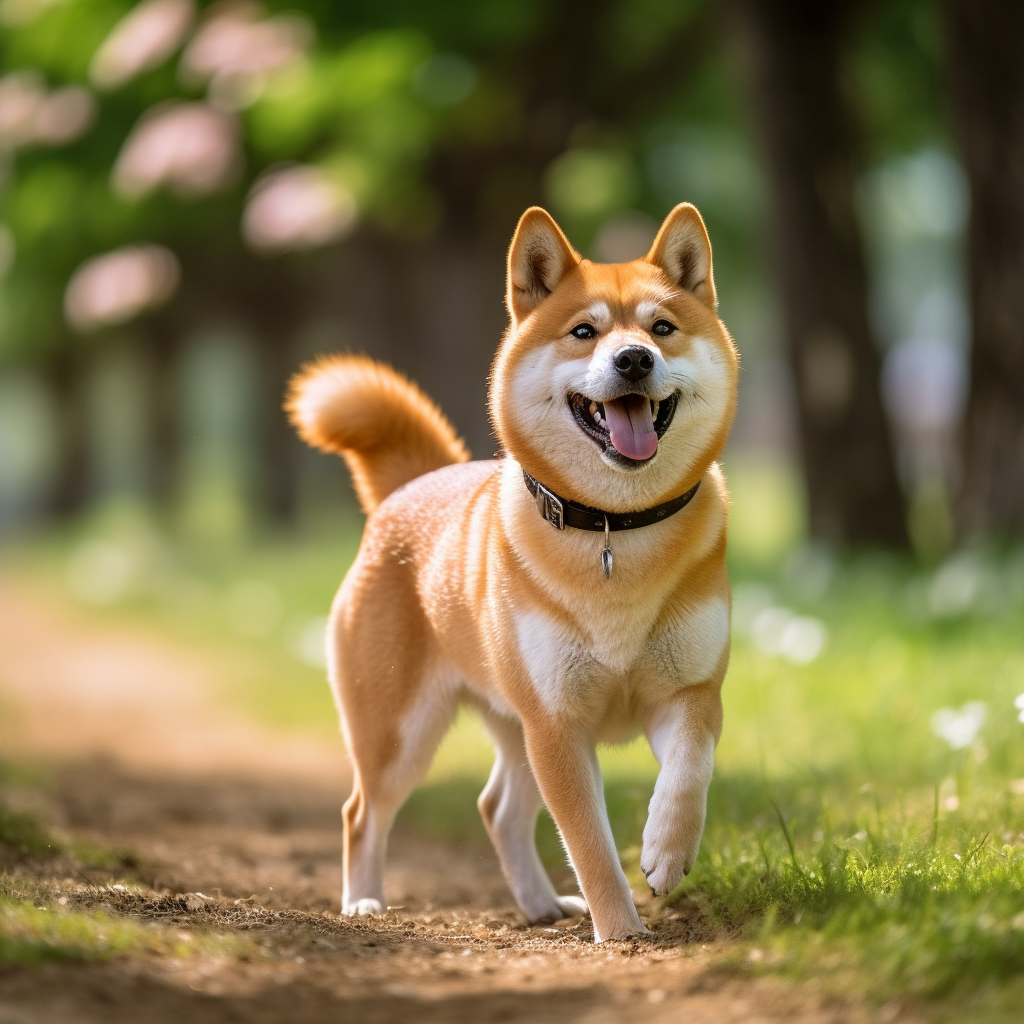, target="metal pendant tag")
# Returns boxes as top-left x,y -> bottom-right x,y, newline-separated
601,546 -> 613,580
601,514 -> 613,579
